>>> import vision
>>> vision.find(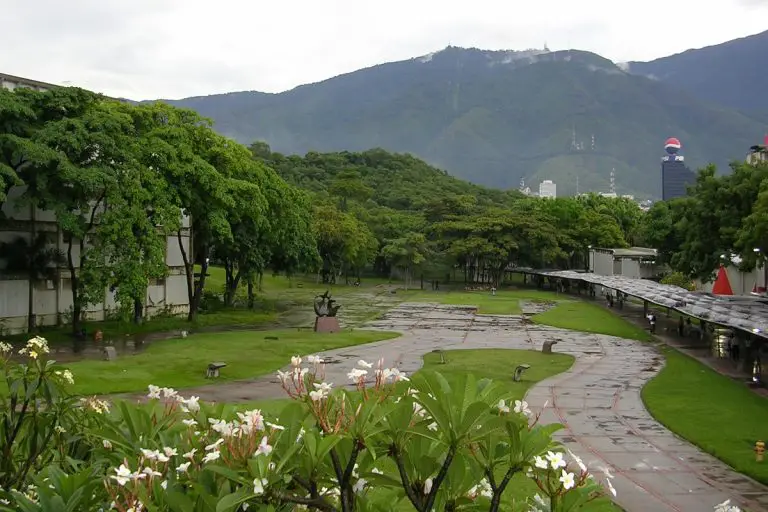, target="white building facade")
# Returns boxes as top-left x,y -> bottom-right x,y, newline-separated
1,73 -> 191,333
538,180 -> 556,198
